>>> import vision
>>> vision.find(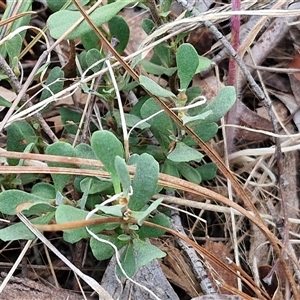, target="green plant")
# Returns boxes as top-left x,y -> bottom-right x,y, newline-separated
0,0 -> 236,278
